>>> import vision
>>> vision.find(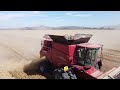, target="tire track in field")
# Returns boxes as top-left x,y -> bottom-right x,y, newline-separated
103,50 -> 120,63
0,33 -> 41,61
0,42 -> 33,72
0,42 -> 46,79
0,42 -> 31,61
103,55 -> 120,63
